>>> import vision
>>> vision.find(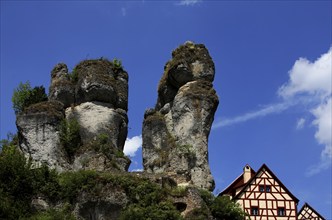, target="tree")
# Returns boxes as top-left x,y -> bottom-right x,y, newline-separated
198,190 -> 247,220
12,81 -> 47,114
210,196 -> 247,220
0,144 -> 34,219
